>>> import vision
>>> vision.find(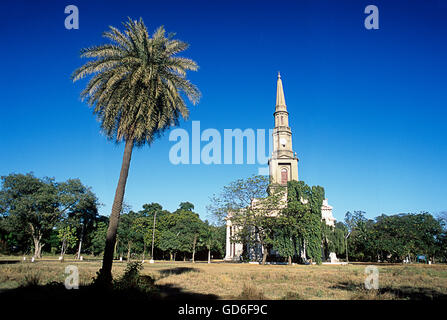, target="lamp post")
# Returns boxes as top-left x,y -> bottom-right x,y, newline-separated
150,211 -> 157,263
345,231 -> 351,263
